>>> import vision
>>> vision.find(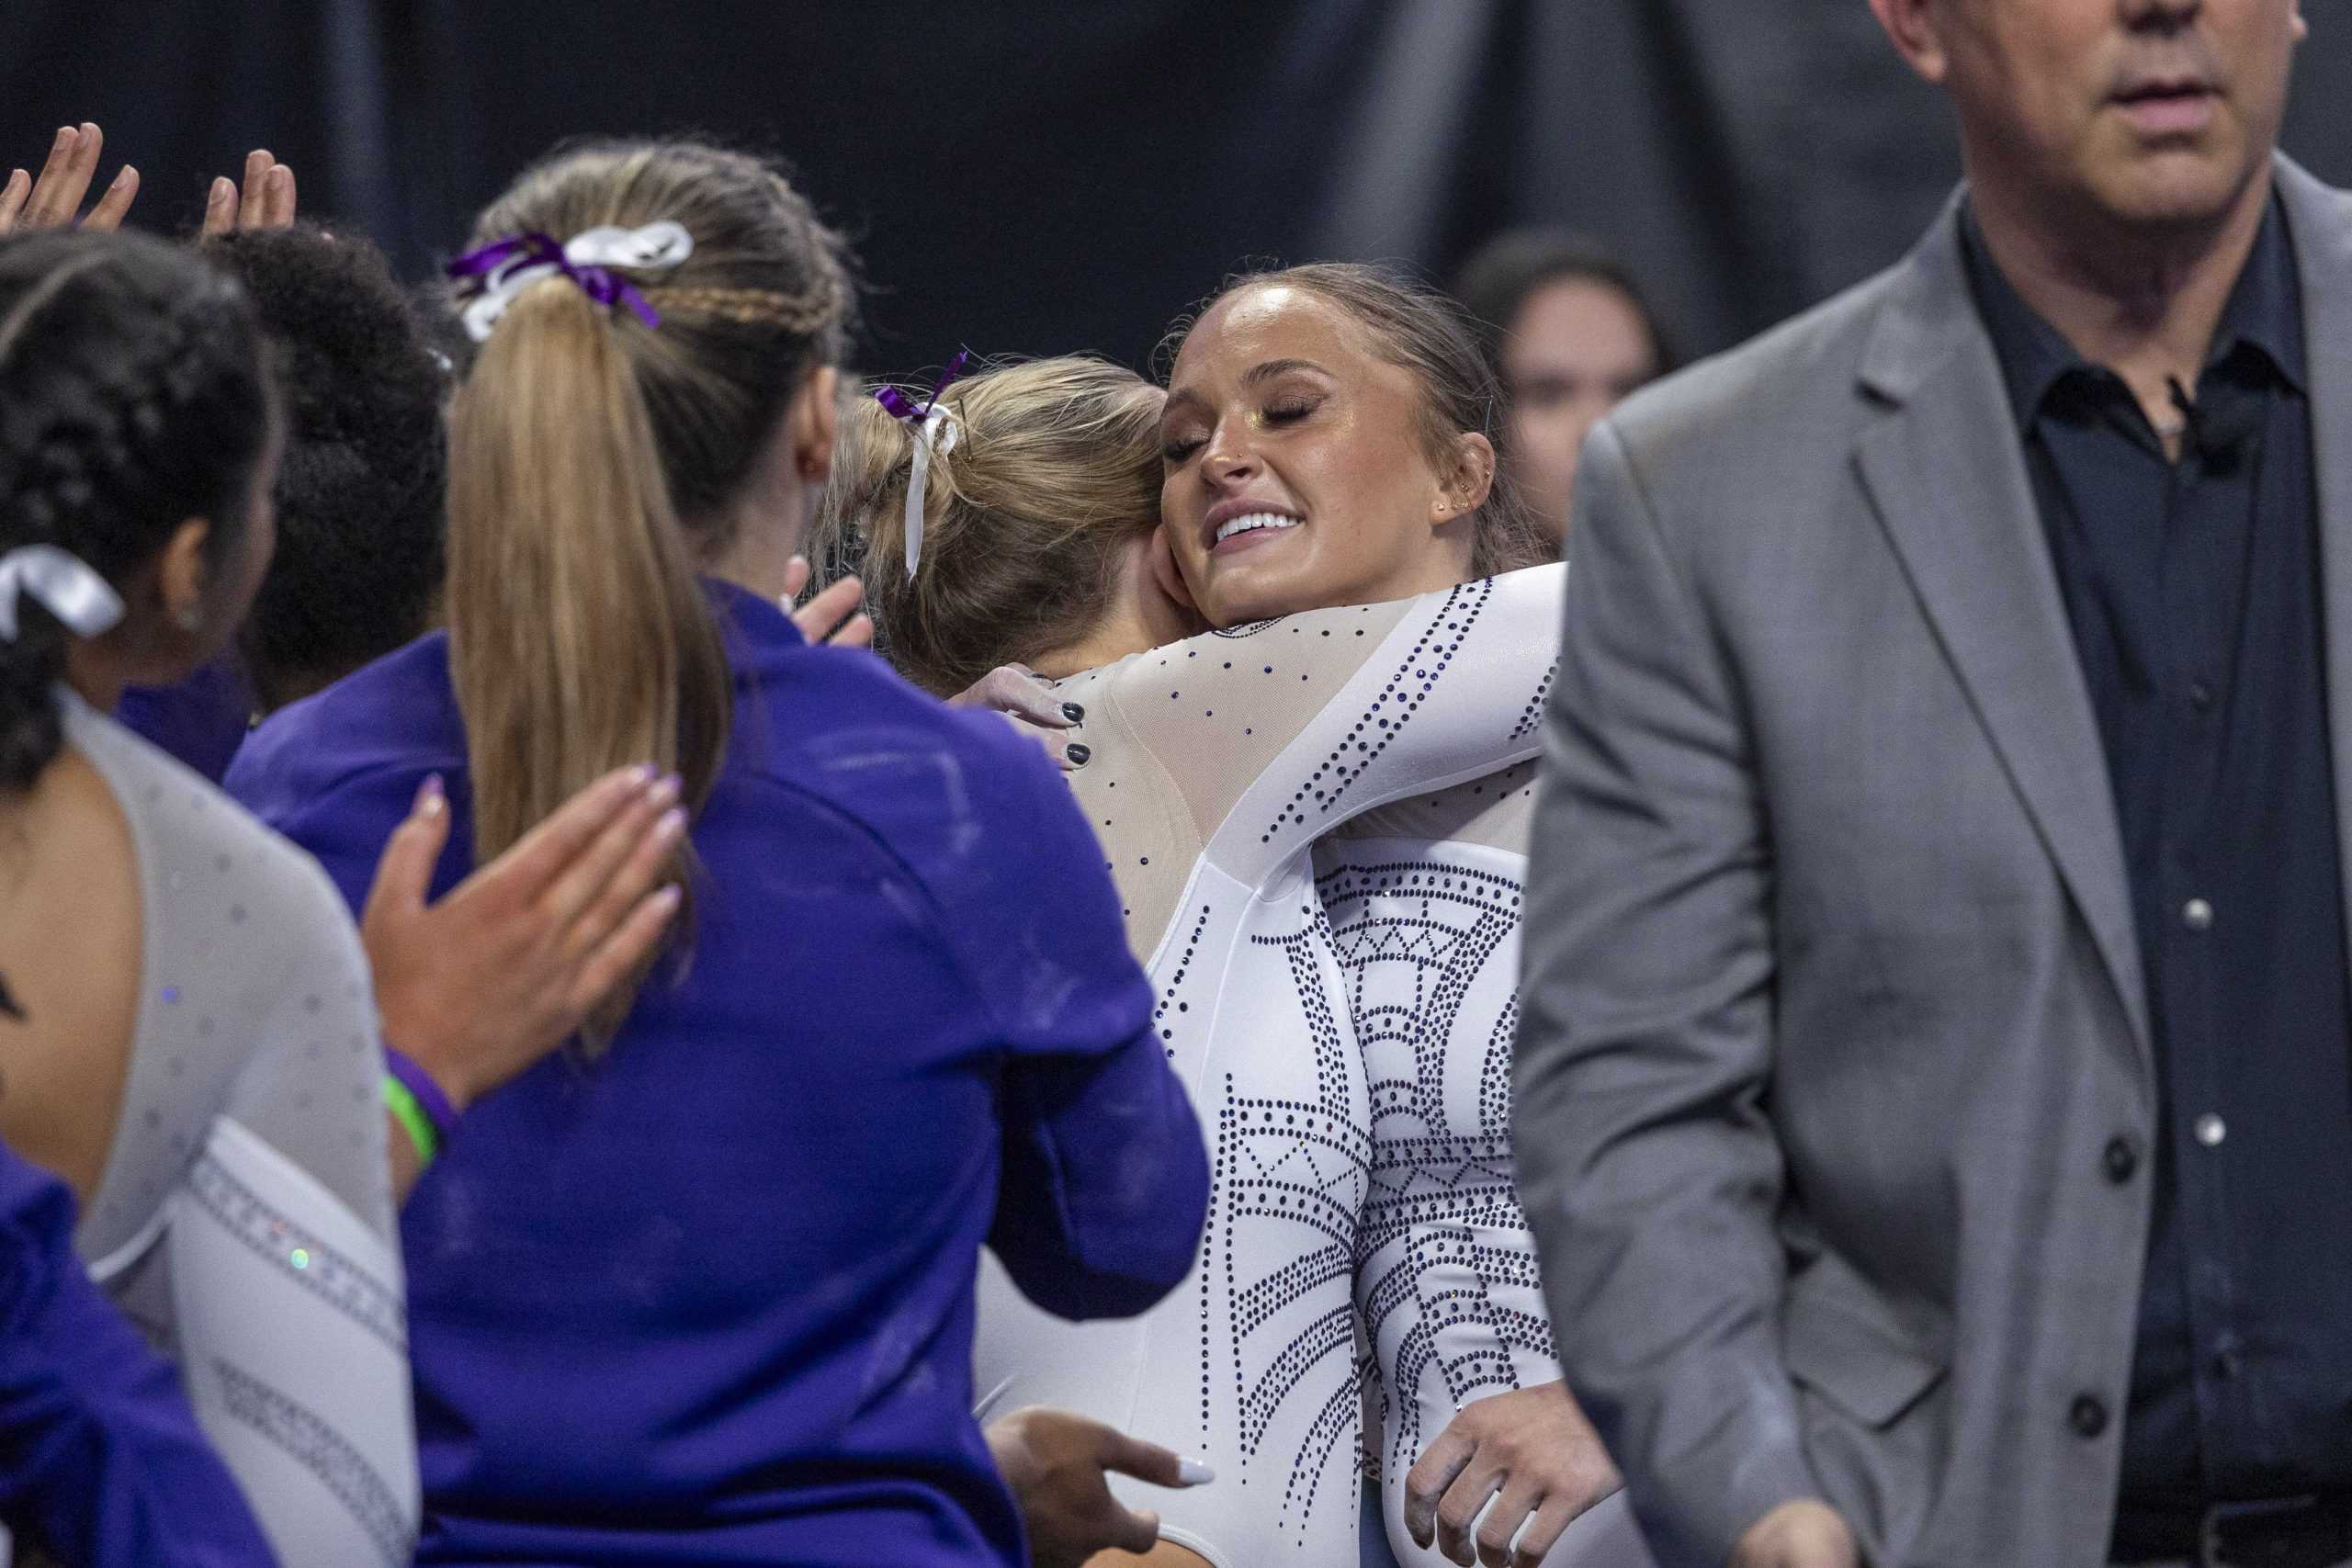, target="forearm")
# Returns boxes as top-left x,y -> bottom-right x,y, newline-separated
993,1025 -> 1209,1319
